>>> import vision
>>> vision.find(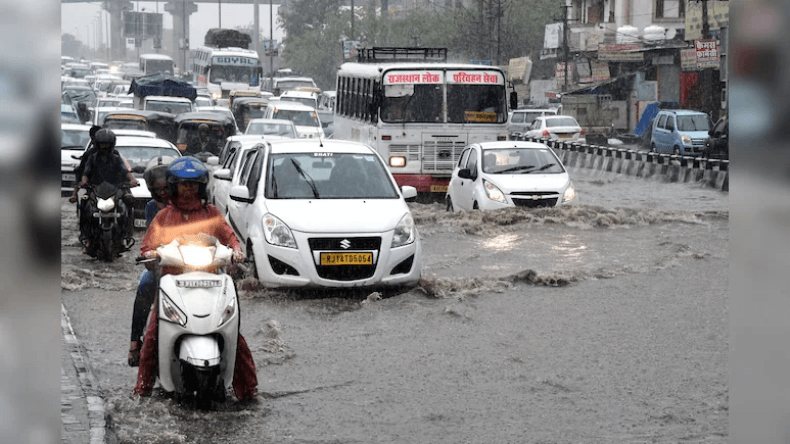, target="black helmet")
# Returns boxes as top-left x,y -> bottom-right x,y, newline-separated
165,156 -> 209,201
94,128 -> 116,153
143,156 -> 176,203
